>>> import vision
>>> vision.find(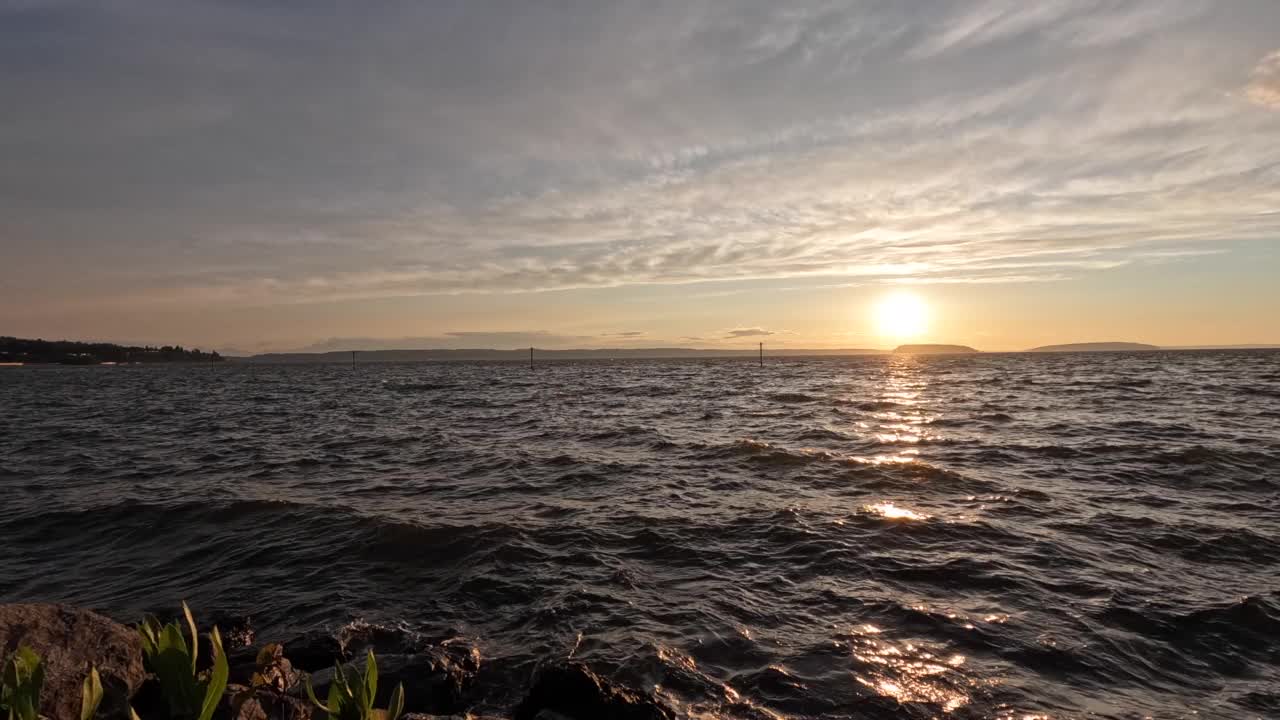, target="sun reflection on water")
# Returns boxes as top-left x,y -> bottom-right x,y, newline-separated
848,630 -> 972,712
853,357 -> 939,451
864,502 -> 930,520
